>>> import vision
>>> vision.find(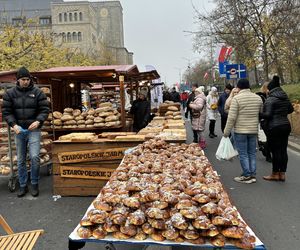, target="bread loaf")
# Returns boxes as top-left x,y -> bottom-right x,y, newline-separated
53,111 -> 63,119
64,108 -> 73,113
